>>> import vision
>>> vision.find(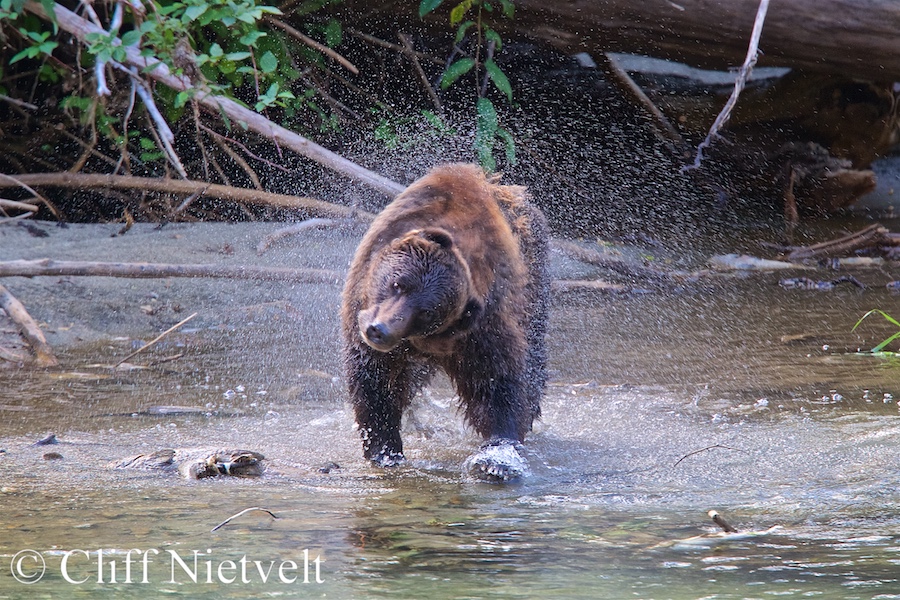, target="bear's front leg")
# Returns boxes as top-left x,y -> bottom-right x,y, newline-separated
344,342 -> 412,467
447,332 -> 534,482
